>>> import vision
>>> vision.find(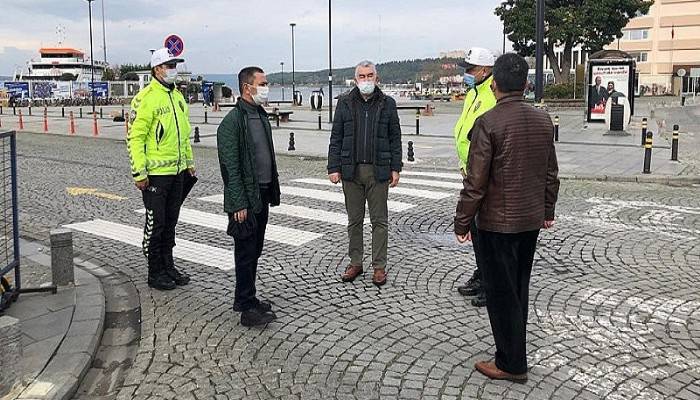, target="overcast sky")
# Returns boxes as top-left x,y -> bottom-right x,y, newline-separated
0,0 -> 509,76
